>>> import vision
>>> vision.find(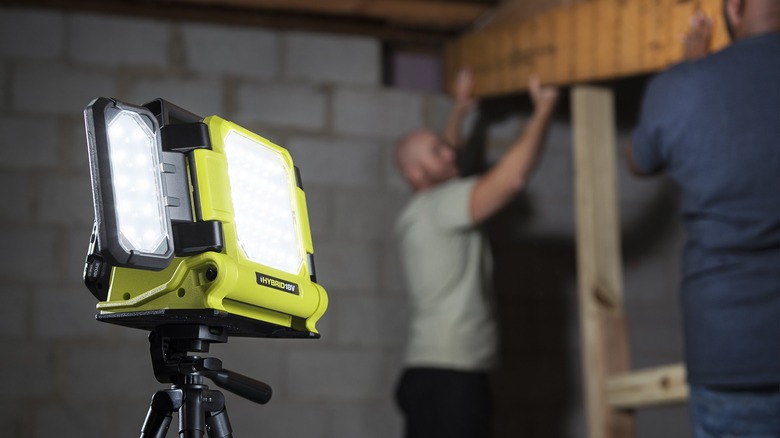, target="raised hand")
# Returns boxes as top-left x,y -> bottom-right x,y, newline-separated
683,10 -> 713,61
